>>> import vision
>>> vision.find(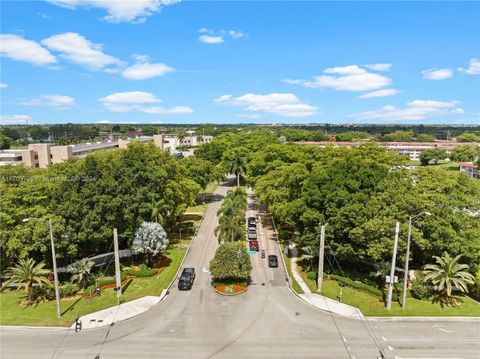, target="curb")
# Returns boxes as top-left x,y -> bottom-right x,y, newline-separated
368,316 -> 480,322
0,210 -> 206,332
